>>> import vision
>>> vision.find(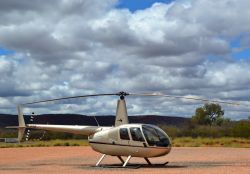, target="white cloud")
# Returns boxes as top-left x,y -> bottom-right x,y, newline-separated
0,0 -> 250,119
